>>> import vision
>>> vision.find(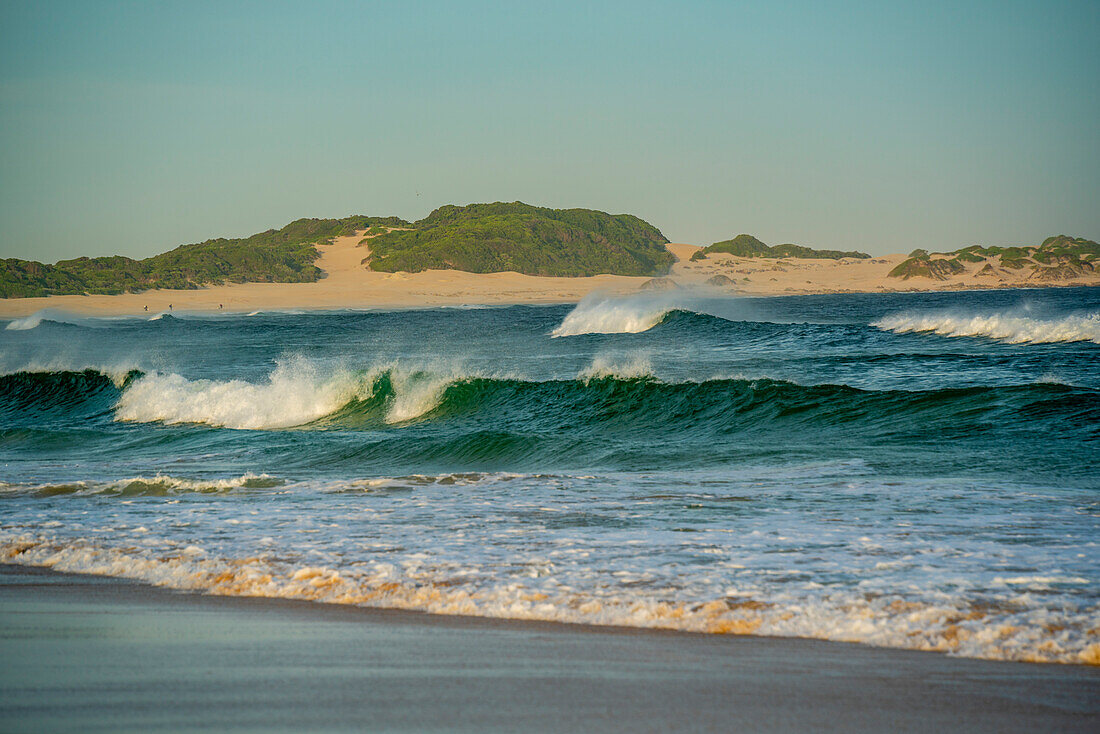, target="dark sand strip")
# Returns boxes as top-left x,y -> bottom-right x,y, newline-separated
0,564 -> 1097,733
